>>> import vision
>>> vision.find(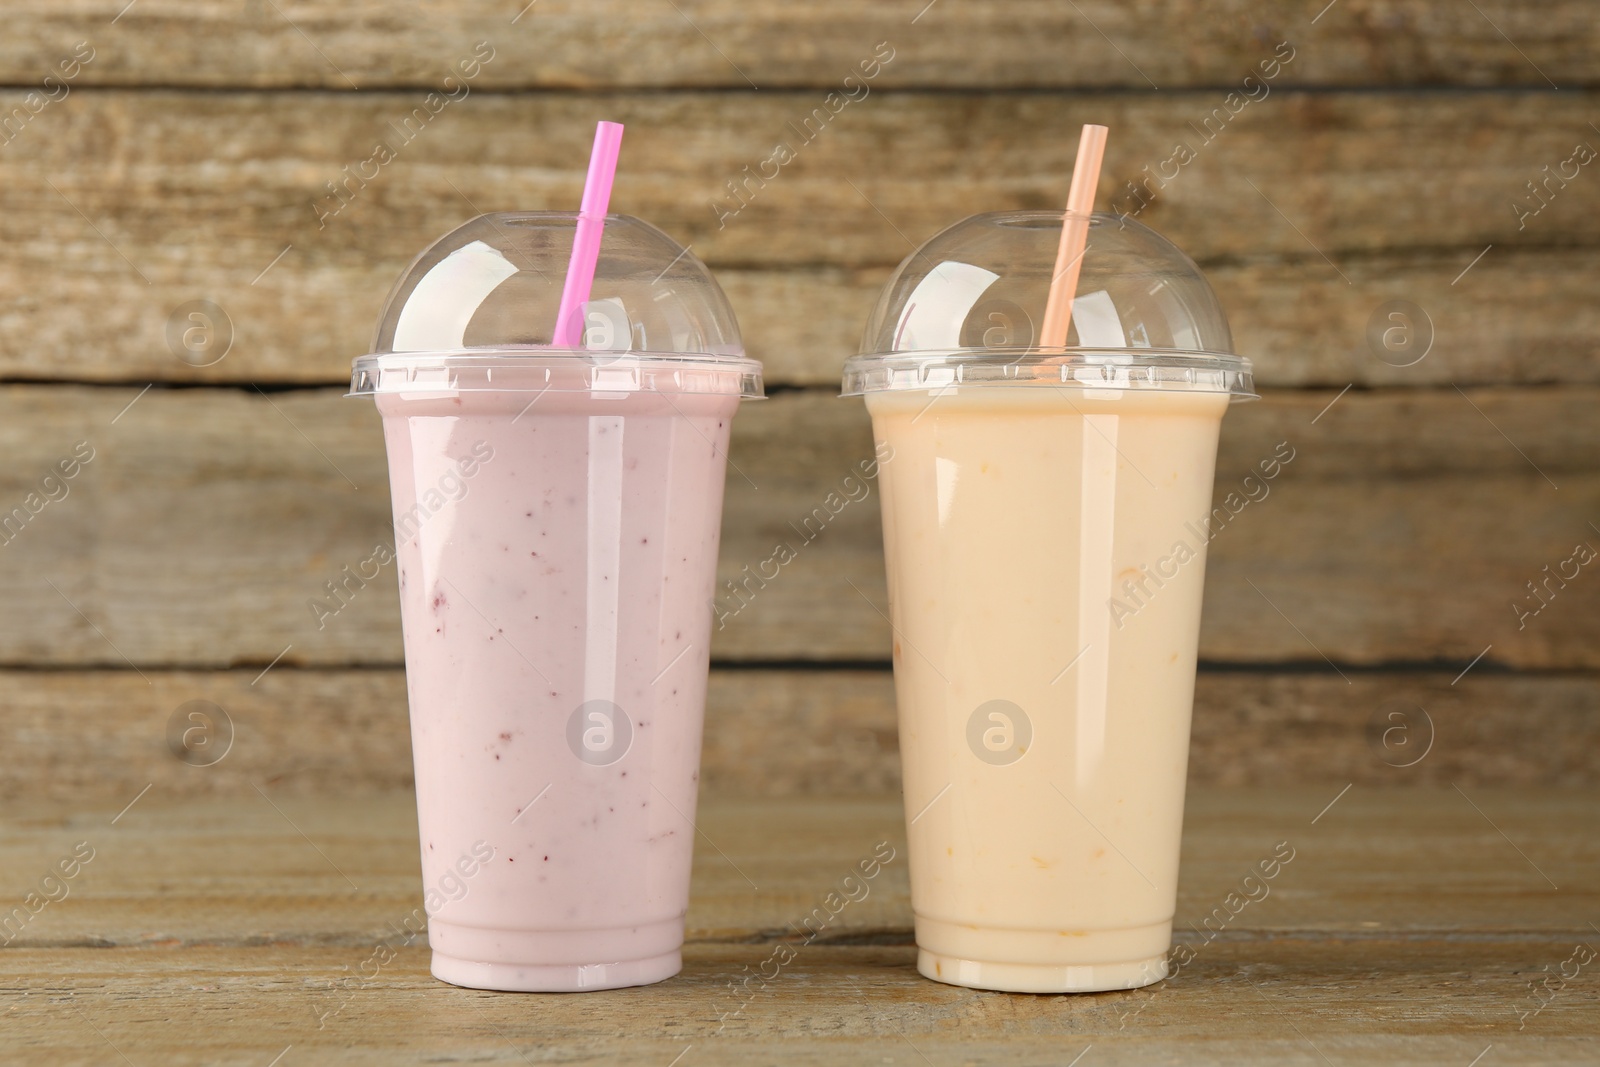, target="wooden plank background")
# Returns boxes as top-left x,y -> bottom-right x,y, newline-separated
0,0 -> 1595,812
5,2 -> 1598,89
4,91 -> 1598,386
